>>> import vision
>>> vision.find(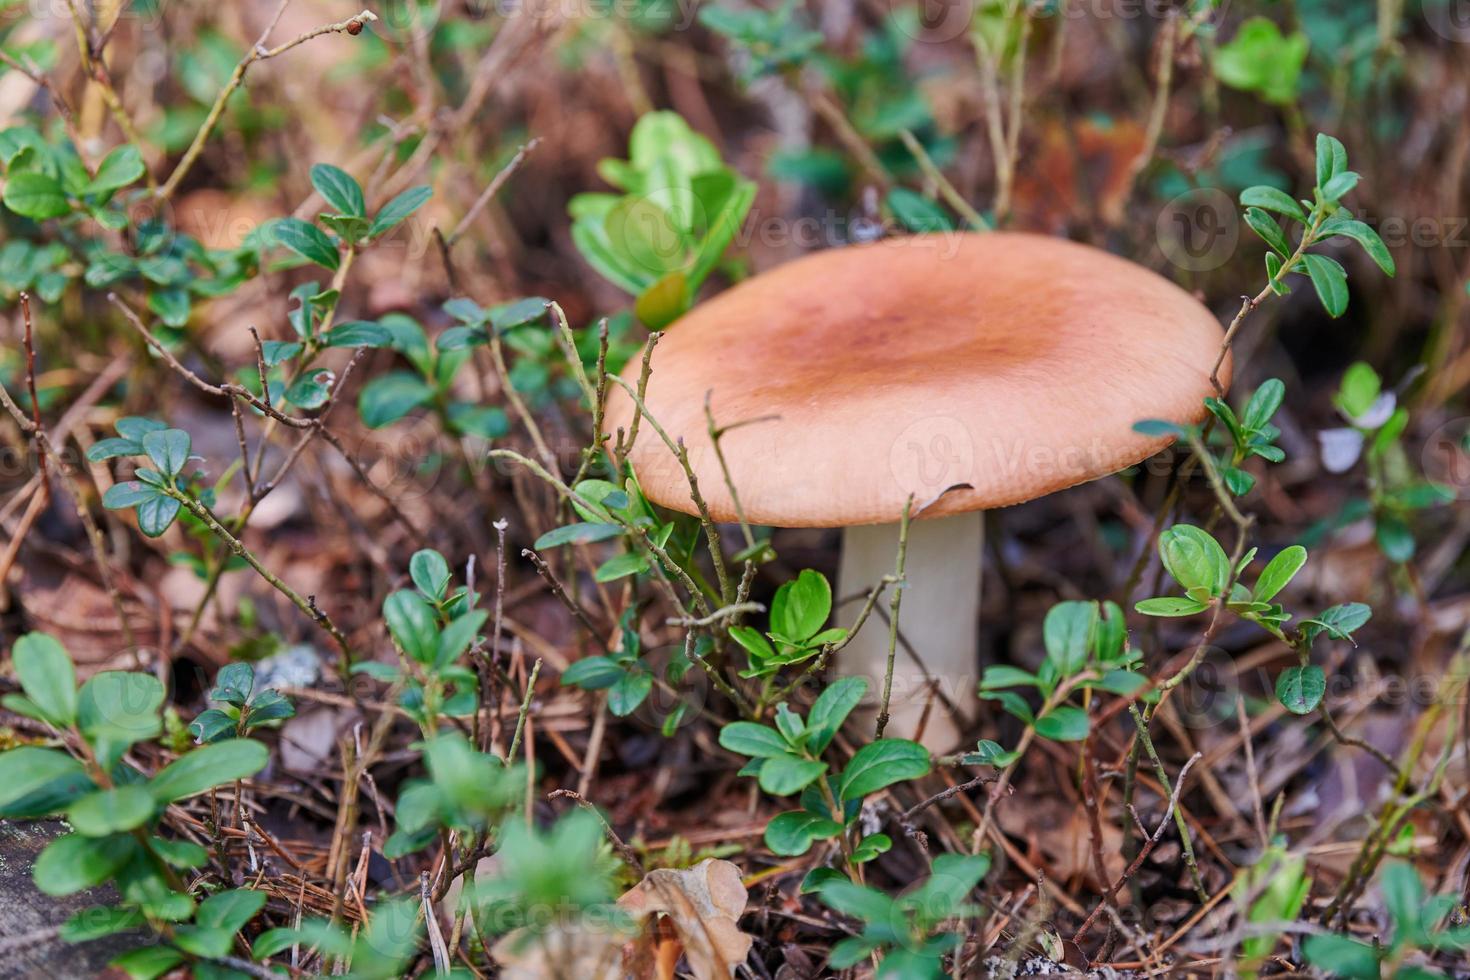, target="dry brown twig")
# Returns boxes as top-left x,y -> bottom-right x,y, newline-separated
159,5 -> 379,200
